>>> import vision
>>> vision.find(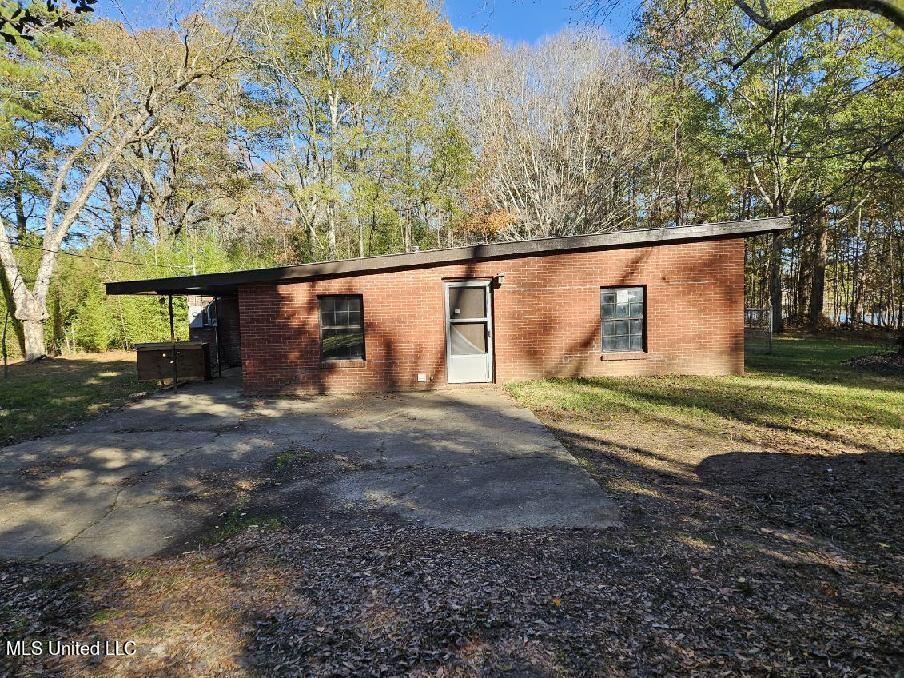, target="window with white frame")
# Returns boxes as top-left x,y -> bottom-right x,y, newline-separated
319,295 -> 365,360
600,287 -> 645,352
